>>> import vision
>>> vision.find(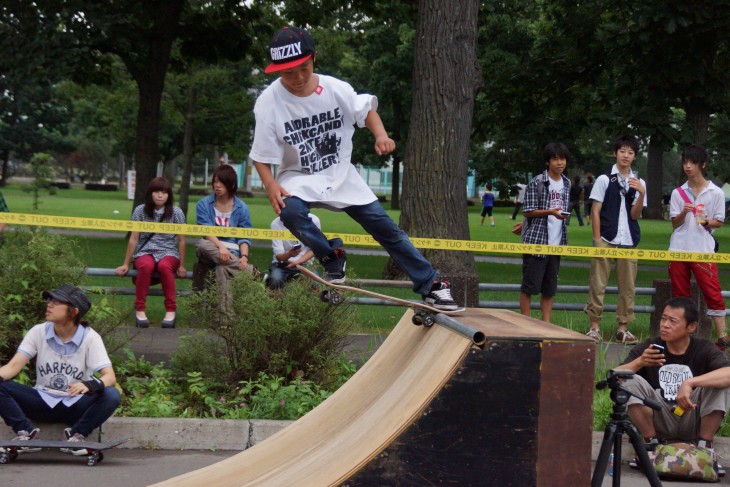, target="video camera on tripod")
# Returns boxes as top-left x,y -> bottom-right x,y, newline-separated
591,369 -> 663,487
